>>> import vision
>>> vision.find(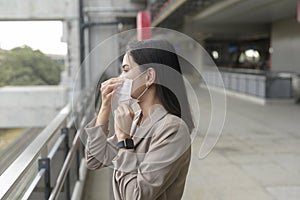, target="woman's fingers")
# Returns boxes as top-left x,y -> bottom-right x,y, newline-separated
114,103 -> 134,136
101,82 -> 122,96
97,77 -> 123,120
114,104 -> 133,121
101,77 -> 123,88
100,77 -> 123,109
101,78 -> 123,96
128,105 -> 135,119
120,104 -> 134,119
106,91 -> 114,98
101,81 -> 122,92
